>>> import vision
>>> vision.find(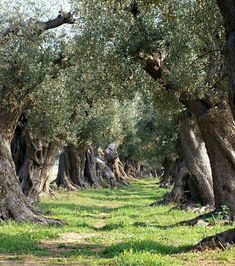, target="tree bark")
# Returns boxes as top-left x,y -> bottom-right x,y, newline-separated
0,107 -> 62,224
197,105 -> 235,219
13,131 -> 58,202
56,144 -> 87,190
160,156 -> 175,188
182,97 -> 235,220
123,159 -> 141,179
216,1 -> 235,117
0,13 -> 74,223
1,11 -> 75,38
104,143 -> 129,185
179,115 -> 214,206
152,115 -> 214,207
84,146 -> 101,186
